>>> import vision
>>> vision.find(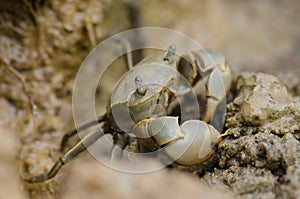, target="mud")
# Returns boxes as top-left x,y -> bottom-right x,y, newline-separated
0,0 -> 299,199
